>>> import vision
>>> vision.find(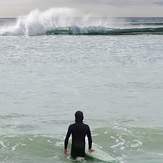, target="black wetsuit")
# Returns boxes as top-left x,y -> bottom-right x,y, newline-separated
64,122 -> 92,159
